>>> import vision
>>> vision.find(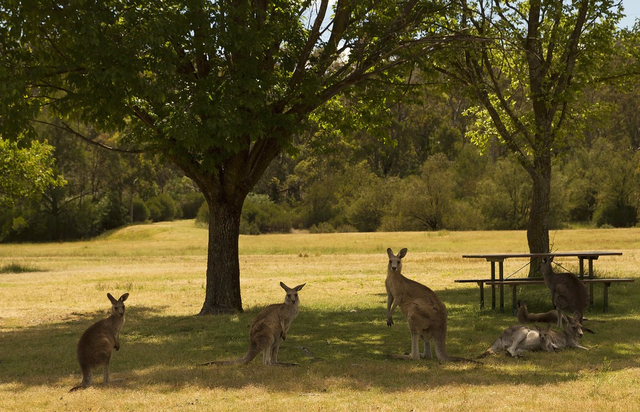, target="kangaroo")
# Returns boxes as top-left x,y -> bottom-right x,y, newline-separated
538,311 -> 588,351
70,292 -> 129,392
478,324 -> 547,358
385,248 -> 470,363
517,300 -> 559,324
201,282 -> 305,366
540,256 -> 589,328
